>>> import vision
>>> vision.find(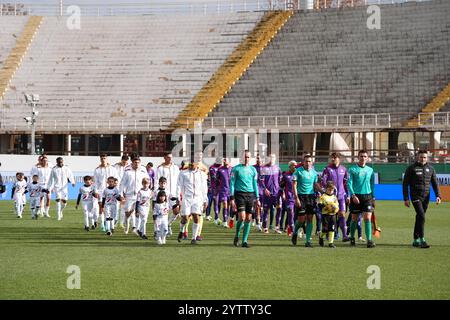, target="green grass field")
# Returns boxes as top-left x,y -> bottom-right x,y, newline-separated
0,200 -> 449,300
